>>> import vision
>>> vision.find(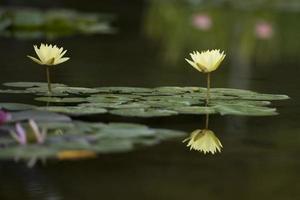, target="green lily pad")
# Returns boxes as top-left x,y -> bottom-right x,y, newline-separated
174,106 -> 216,115
0,89 -> 32,94
35,97 -> 87,103
210,99 -> 272,106
27,86 -> 99,96
110,108 -> 178,117
154,86 -> 202,94
87,94 -> 136,103
0,103 -> 36,111
94,87 -> 153,94
10,110 -> 71,122
3,82 -> 65,88
38,106 -> 107,116
213,104 -> 278,116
